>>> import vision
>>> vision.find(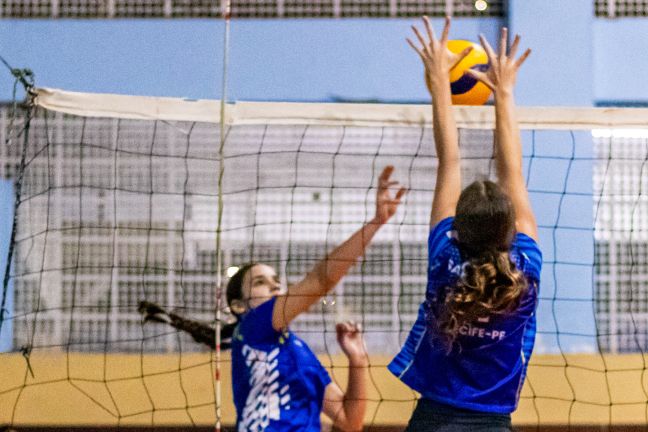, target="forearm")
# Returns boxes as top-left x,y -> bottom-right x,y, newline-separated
430,78 -> 460,165
339,356 -> 368,431
274,166 -> 402,330
494,90 -> 523,183
309,218 -> 382,294
428,77 -> 462,225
